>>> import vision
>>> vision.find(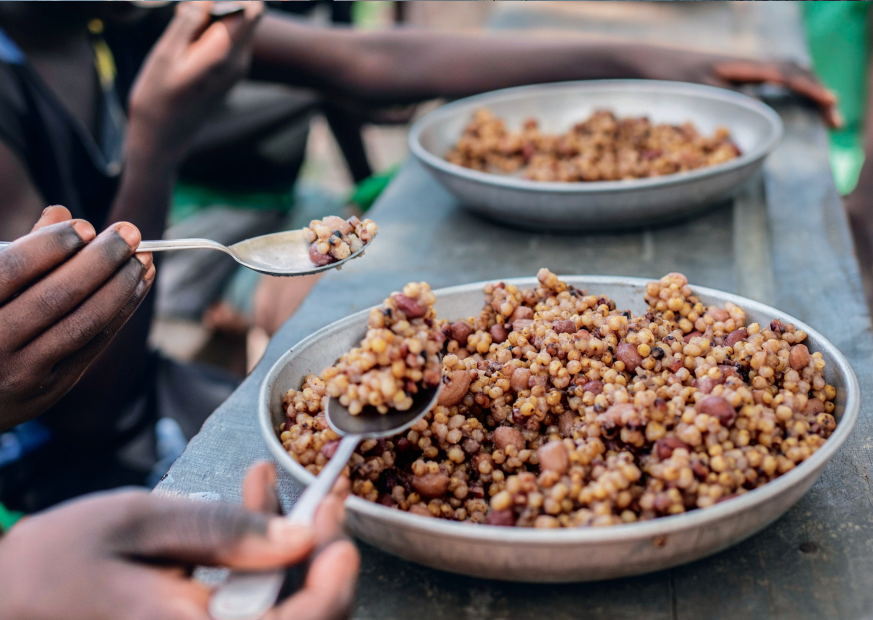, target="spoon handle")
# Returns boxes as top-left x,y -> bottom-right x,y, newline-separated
208,435 -> 360,620
0,239 -> 231,253
138,238 -> 231,253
